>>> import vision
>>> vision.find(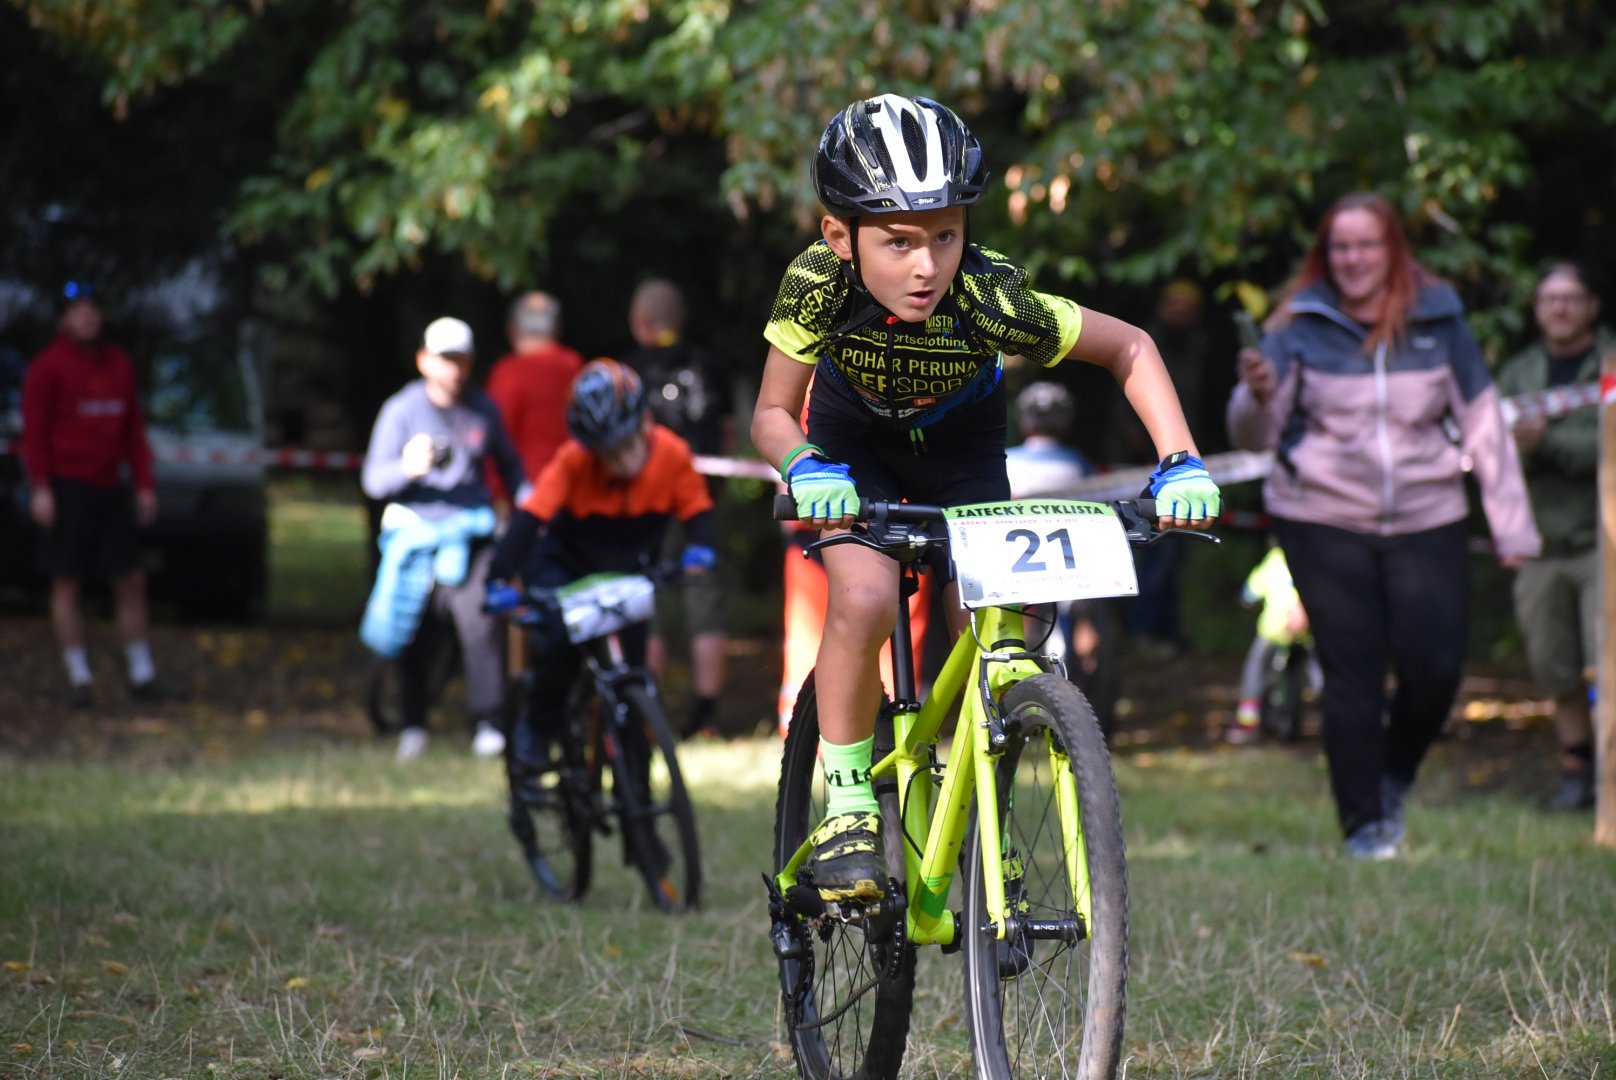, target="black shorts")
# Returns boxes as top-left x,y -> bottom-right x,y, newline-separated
41,478 -> 143,581
807,382 -> 1010,576
807,380 -> 1011,508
